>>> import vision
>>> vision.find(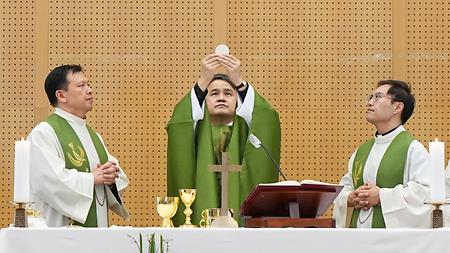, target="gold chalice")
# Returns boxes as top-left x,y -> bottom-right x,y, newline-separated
179,189 -> 197,228
156,196 -> 179,228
